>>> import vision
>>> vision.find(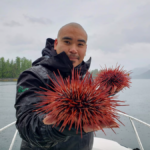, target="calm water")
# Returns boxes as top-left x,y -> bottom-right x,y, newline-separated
0,80 -> 150,150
